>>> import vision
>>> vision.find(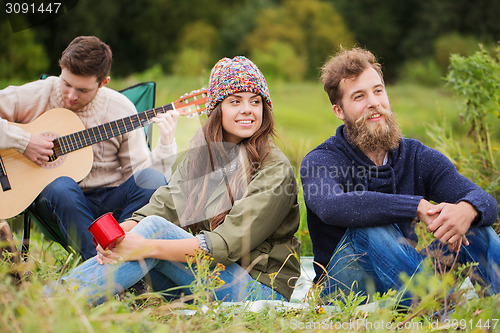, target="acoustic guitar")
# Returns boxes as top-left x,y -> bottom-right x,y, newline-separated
0,89 -> 207,219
